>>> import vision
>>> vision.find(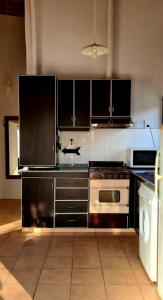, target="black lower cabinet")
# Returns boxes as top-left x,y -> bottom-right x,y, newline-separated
22,178 -> 54,228
55,214 -> 87,227
129,174 -> 141,232
89,213 -> 129,228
